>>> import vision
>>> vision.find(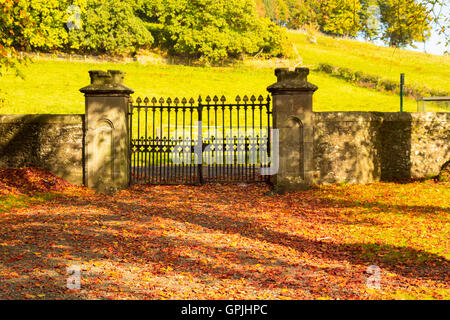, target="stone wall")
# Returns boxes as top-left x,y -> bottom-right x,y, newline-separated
380,113 -> 450,180
313,112 -> 450,184
0,111 -> 448,190
0,115 -> 84,185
